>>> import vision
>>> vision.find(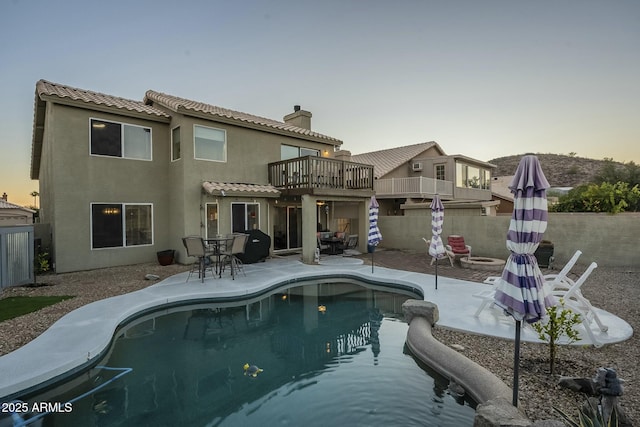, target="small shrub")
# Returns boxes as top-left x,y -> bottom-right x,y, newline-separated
555,398 -> 619,427
35,251 -> 50,274
531,299 -> 581,375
